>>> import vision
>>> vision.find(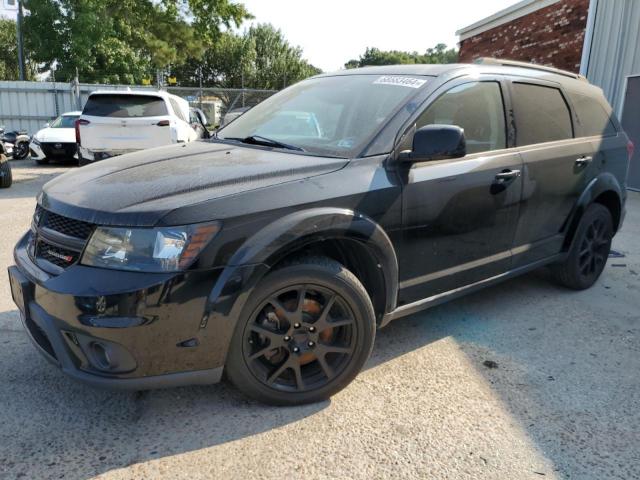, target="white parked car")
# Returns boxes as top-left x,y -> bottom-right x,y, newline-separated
30,111 -> 81,165
76,90 -> 199,166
